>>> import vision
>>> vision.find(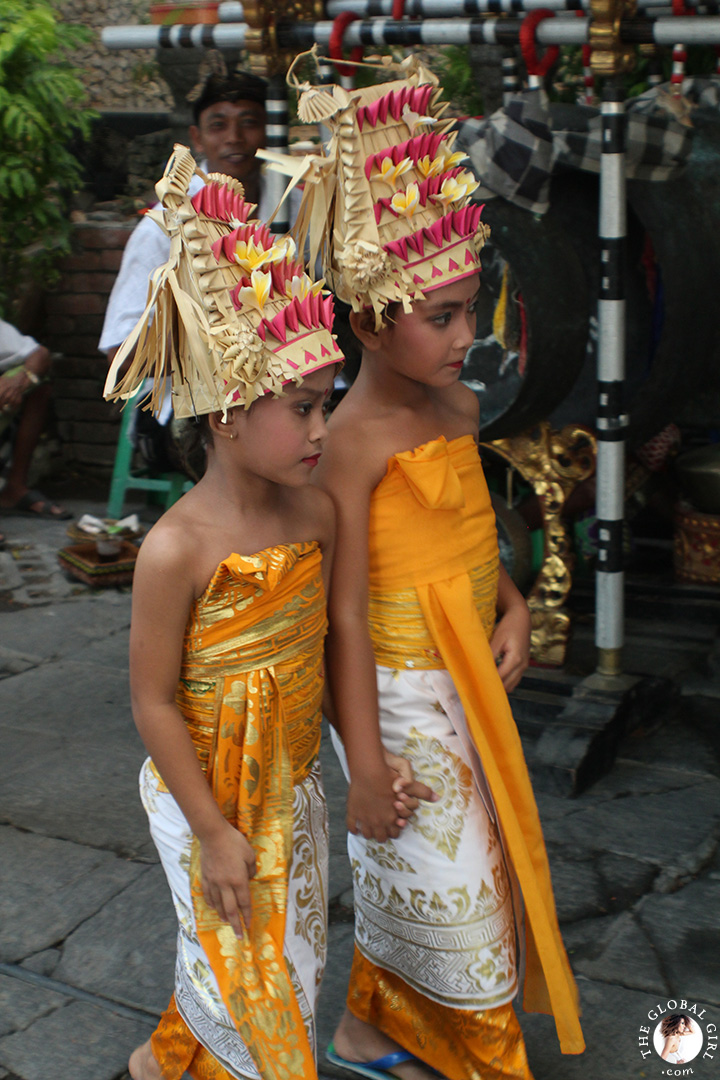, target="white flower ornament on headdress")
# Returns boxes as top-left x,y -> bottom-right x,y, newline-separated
391,183 -> 420,218
376,156 -> 414,187
286,273 -> 325,301
430,173 -> 480,210
237,269 -> 272,311
402,103 -> 436,133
